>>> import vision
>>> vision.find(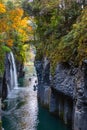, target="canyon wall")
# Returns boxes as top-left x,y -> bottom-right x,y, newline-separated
35,58 -> 87,130
0,76 -> 3,129
35,57 -> 51,107
0,78 -> 2,130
